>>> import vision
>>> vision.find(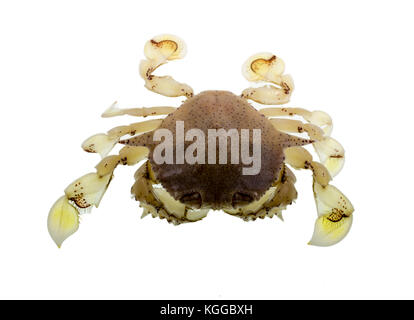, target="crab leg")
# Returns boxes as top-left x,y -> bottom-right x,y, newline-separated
49,115 -> 160,247
266,111 -> 344,177
284,147 -> 331,186
269,118 -> 325,141
101,101 -> 176,118
284,146 -> 354,246
241,53 -> 294,105
140,34 -> 193,98
312,137 -> 345,178
81,119 -> 162,158
261,107 -> 333,136
47,145 -> 150,248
